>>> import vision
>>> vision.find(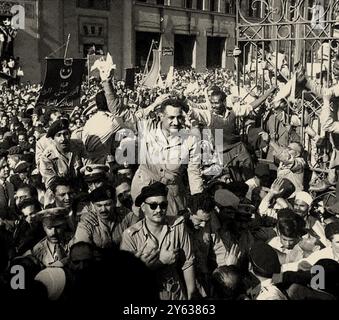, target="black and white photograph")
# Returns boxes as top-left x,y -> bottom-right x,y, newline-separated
1,0 -> 339,313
